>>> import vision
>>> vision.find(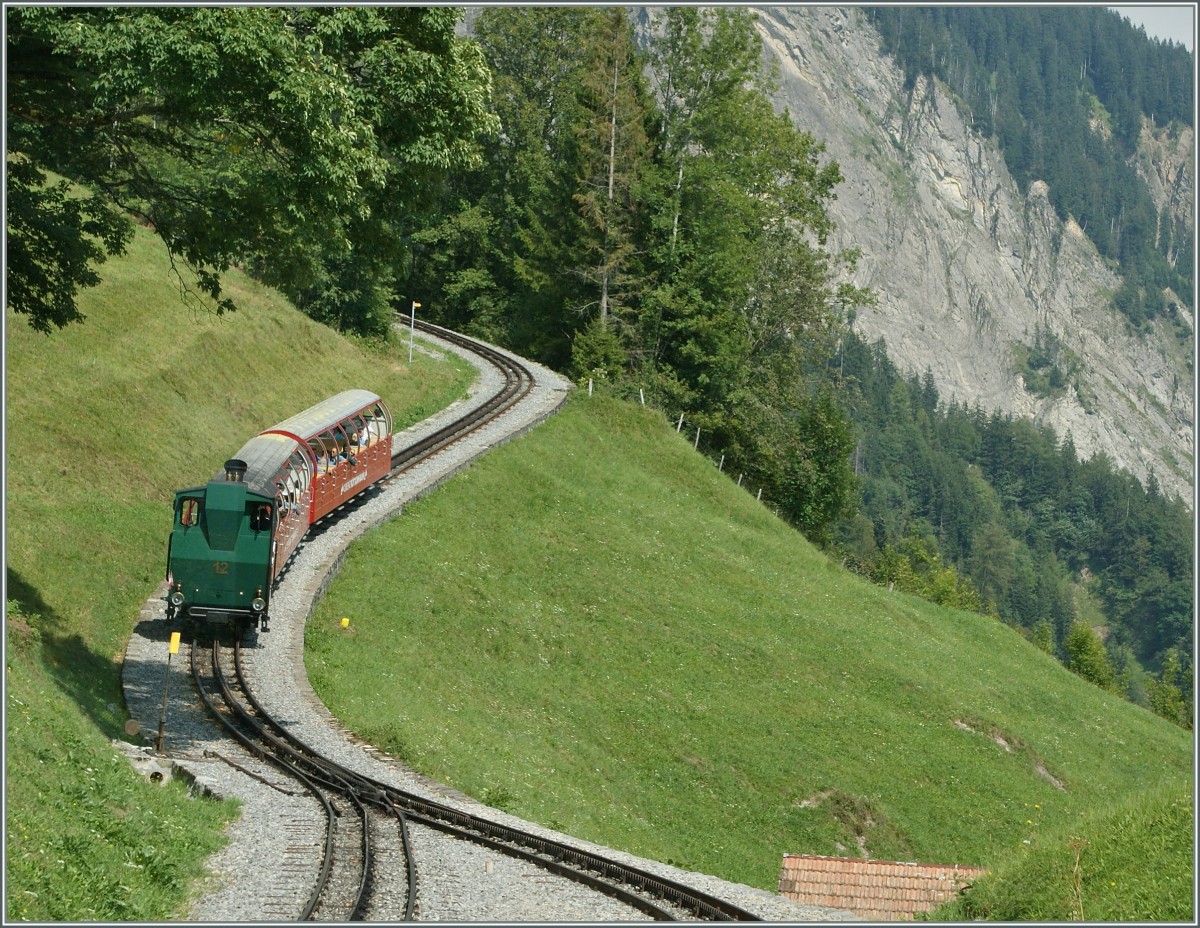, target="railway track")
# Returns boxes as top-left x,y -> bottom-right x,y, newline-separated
191,635 -> 410,921
204,632 -> 760,921
388,315 -> 535,473
124,322 -> 813,919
